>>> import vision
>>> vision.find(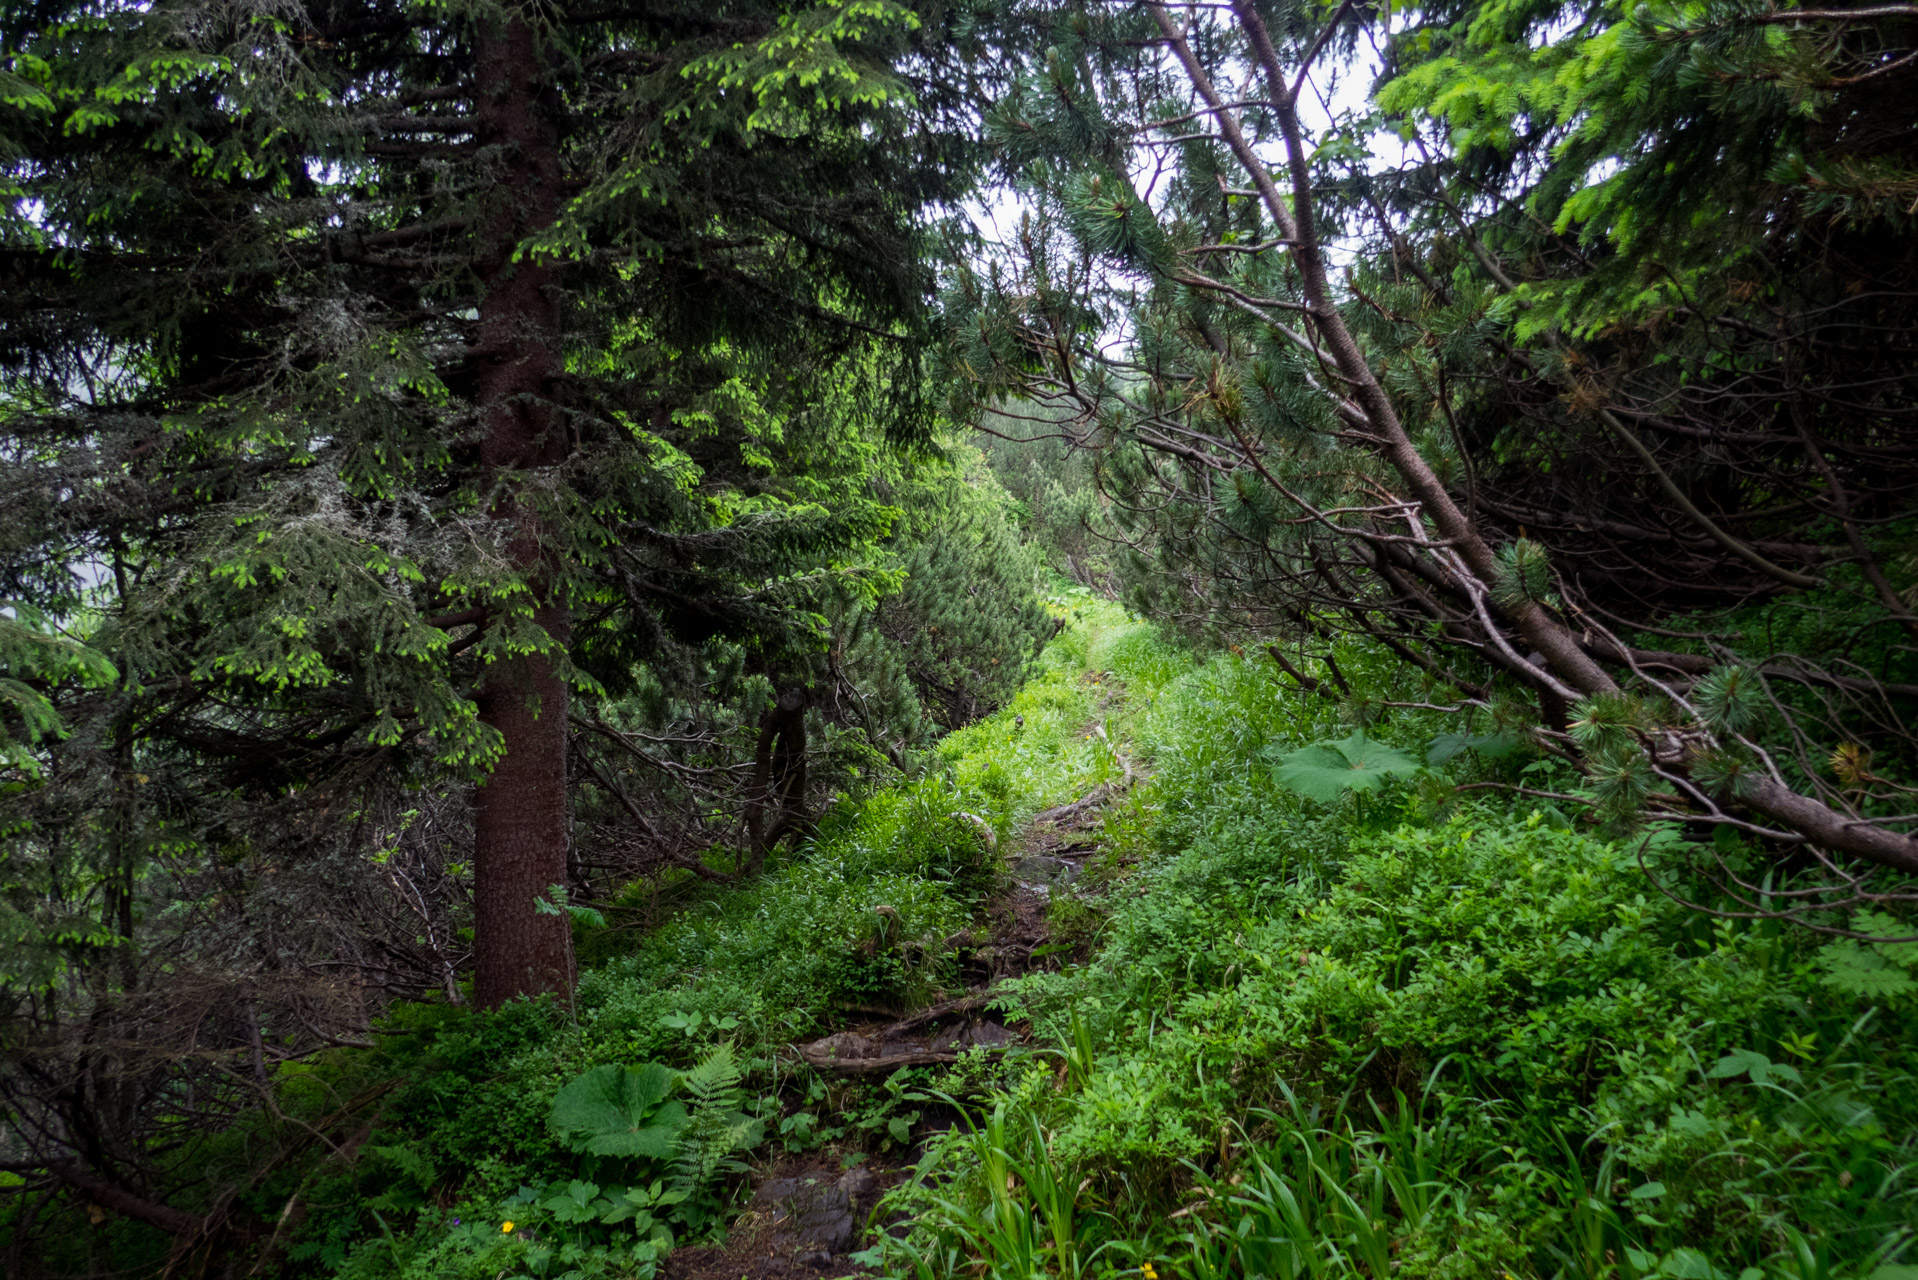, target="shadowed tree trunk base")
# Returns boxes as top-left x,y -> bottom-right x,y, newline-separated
473,603 -> 575,1008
